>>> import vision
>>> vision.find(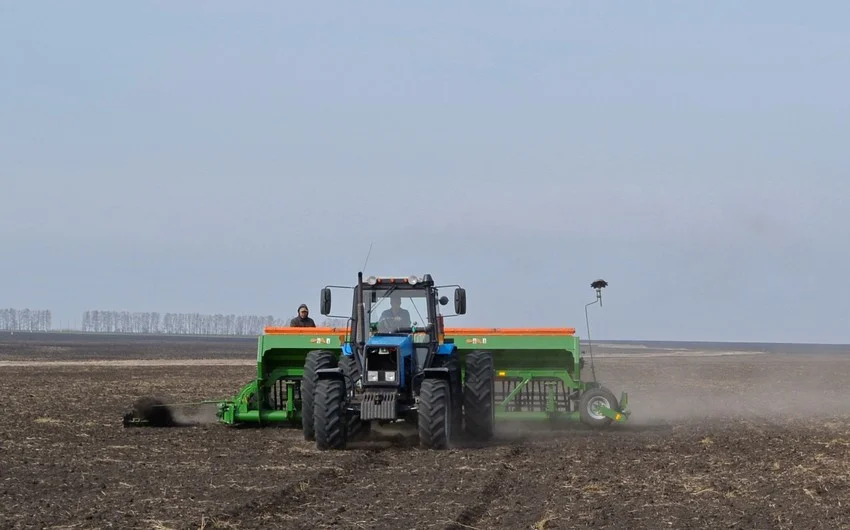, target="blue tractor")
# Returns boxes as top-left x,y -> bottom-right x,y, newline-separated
301,272 -> 495,450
